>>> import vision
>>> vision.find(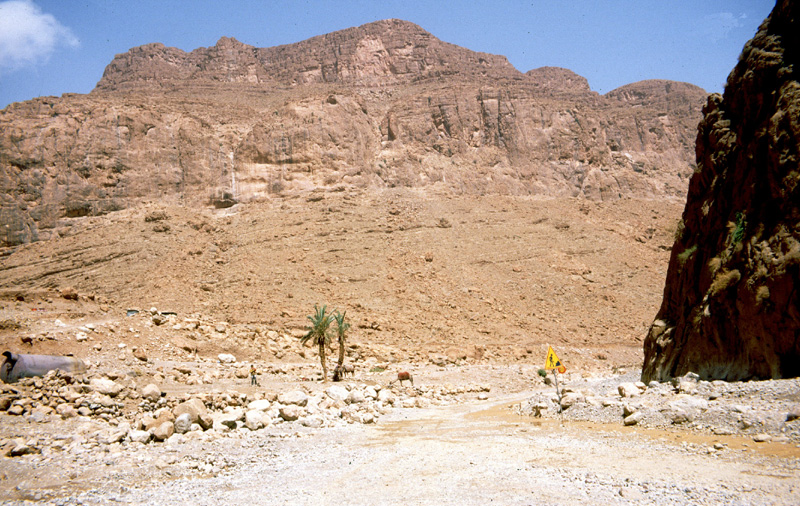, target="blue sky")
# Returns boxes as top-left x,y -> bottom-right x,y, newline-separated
0,0 -> 776,109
